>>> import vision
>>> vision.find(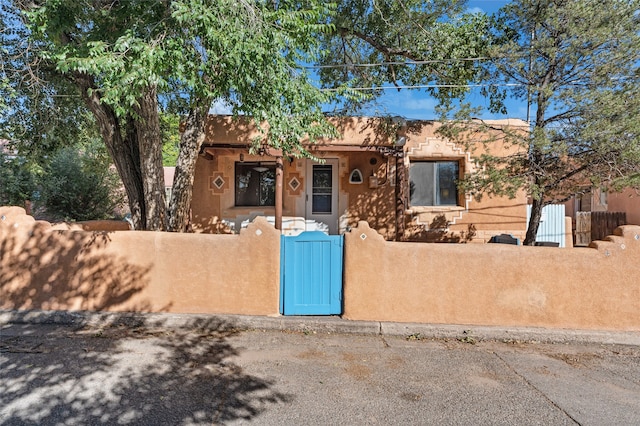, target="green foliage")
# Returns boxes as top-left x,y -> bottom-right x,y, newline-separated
319,0 -> 493,109
437,0 -> 640,243
0,2 -> 98,158
5,0 -> 356,229
160,112 -> 180,167
22,0 -> 346,156
440,0 -> 640,202
39,144 -> 124,222
165,0 -> 345,156
1,139 -> 122,222
0,1 -> 22,120
0,151 -> 40,207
